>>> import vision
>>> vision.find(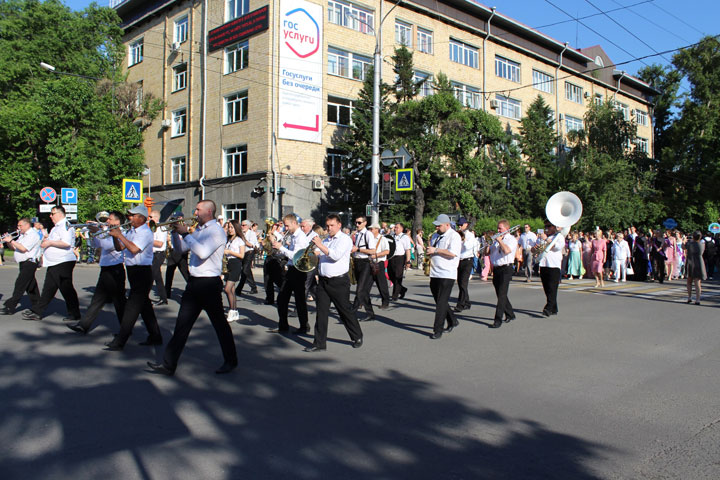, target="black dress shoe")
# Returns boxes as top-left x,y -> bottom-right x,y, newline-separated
22,312 -> 42,321
542,310 -> 550,317
215,362 -> 237,374
391,296 -> 399,301
147,362 -> 175,376
304,345 -> 326,352
249,289 -> 259,294
453,306 -> 463,313
489,320 -> 502,329
67,323 -> 88,335
445,319 -> 459,333
1,307 -> 15,315
399,287 -> 408,299
104,340 -> 124,351
139,336 -> 163,346
22,309 -> 35,317
430,332 -> 443,340
153,299 -> 168,306
504,315 -> 516,323
292,326 -> 310,335
268,327 -> 289,334
264,300 -> 275,305
352,338 -> 363,348
379,303 -> 390,310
